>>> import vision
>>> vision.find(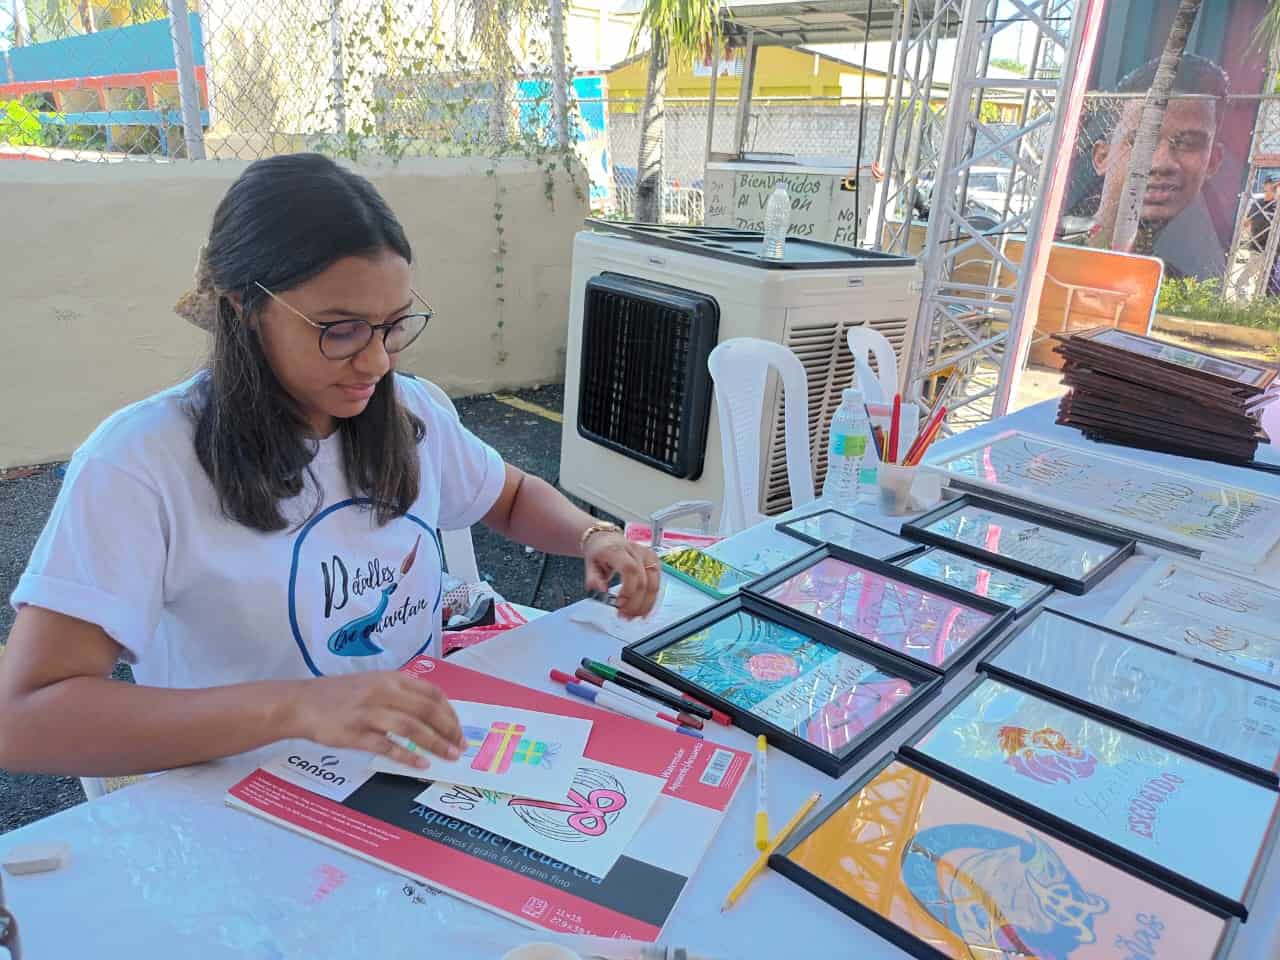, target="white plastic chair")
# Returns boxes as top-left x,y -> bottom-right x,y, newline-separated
708,338 -> 816,535
846,325 -> 900,403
